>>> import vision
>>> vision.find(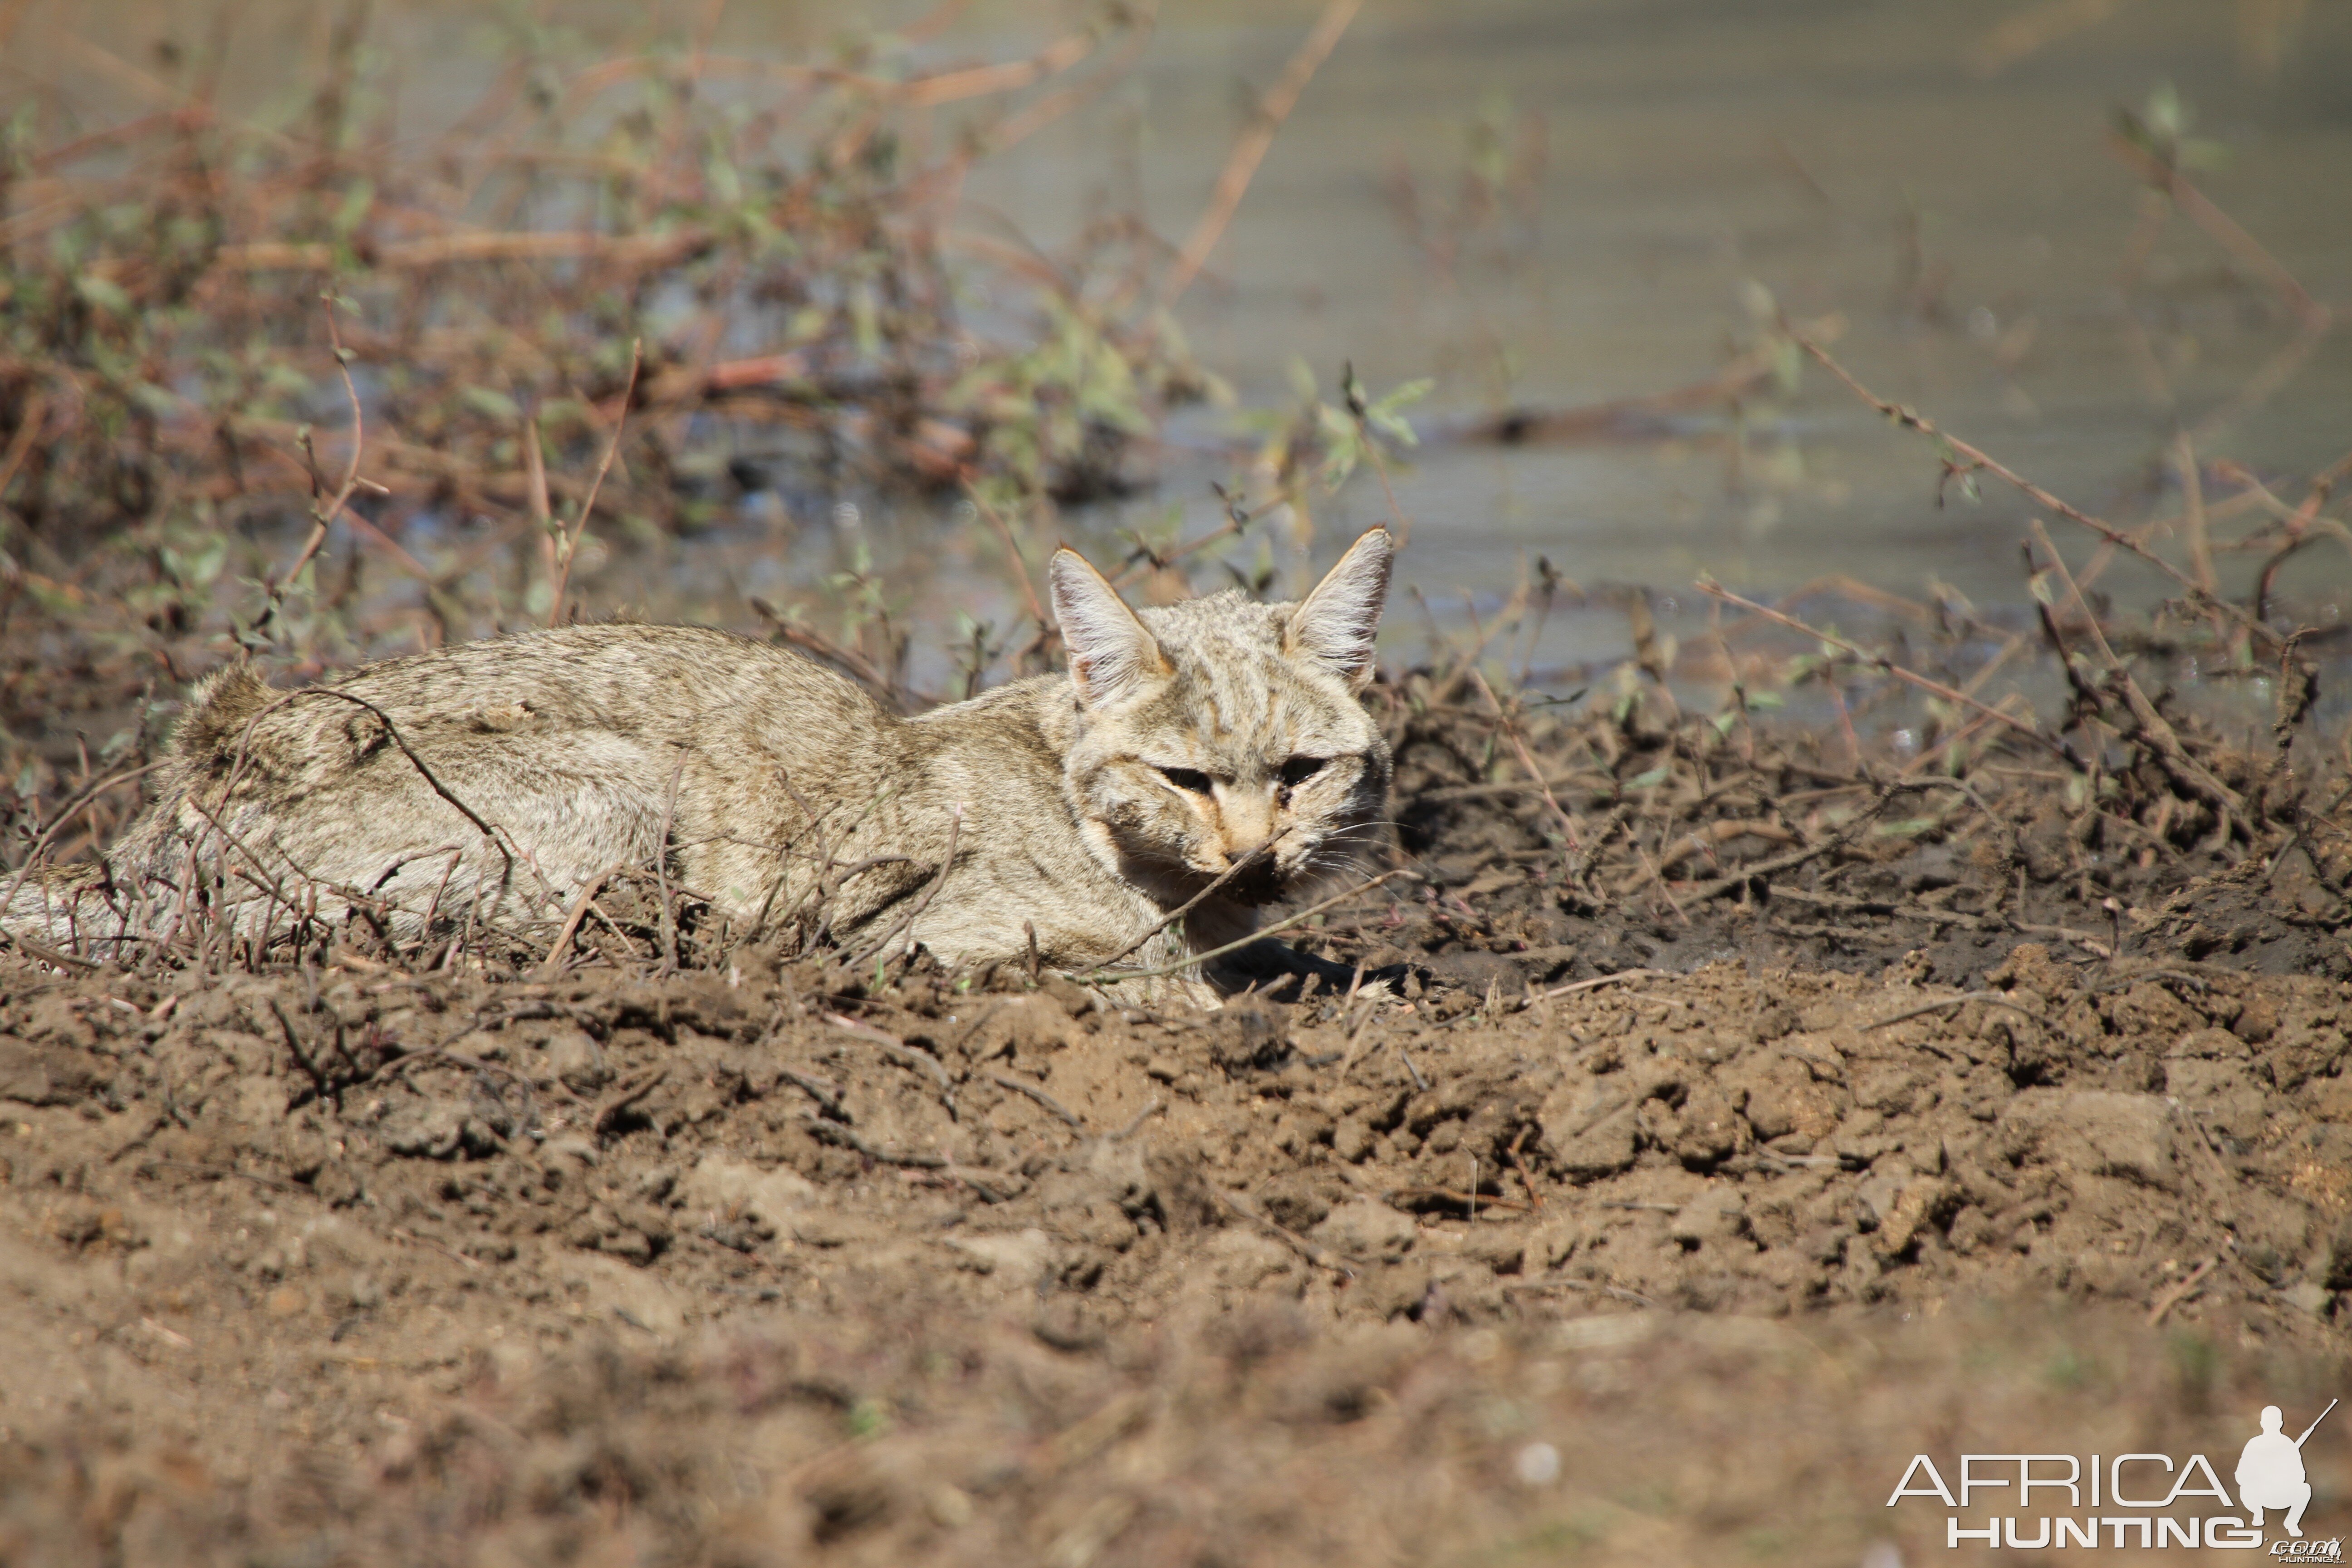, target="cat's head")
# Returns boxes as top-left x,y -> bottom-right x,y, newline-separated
1049,528 -> 1395,907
